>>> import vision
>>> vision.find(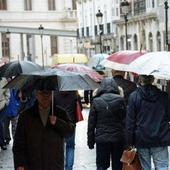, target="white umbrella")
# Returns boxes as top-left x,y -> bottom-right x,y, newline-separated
127,51 -> 170,79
